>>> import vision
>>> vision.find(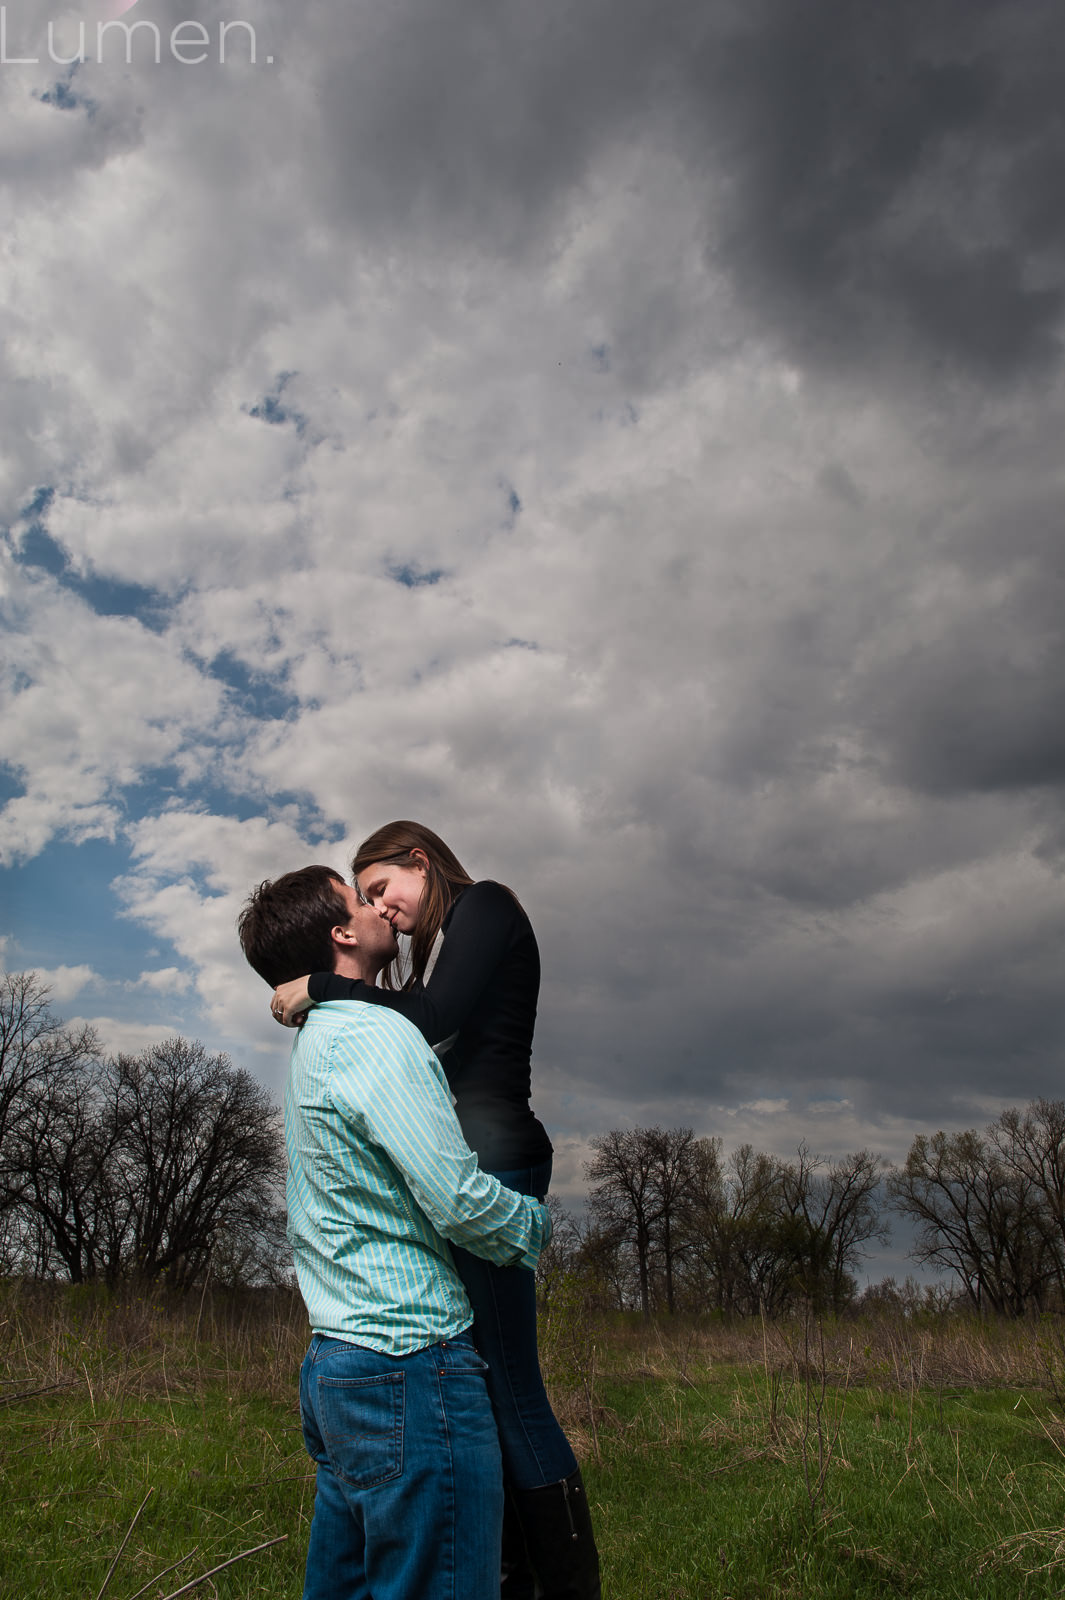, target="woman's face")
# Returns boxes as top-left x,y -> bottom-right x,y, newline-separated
355,858 -> 427,936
